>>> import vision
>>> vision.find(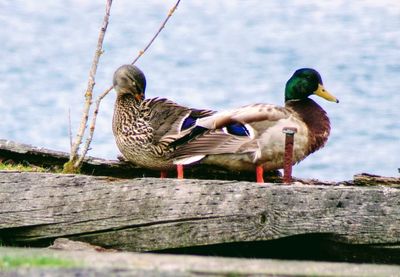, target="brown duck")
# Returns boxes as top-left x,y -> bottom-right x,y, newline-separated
112,64 -> 214,177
